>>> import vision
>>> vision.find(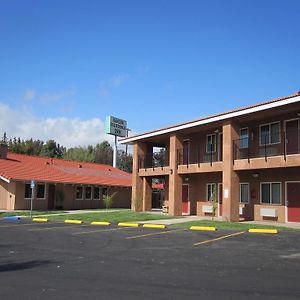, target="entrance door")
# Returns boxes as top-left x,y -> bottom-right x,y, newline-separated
48,184 -> 56,210
182,184 -> 189,214
287,182 -> 300,222
218,184 -> 223,217
285,120 -> 299,154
